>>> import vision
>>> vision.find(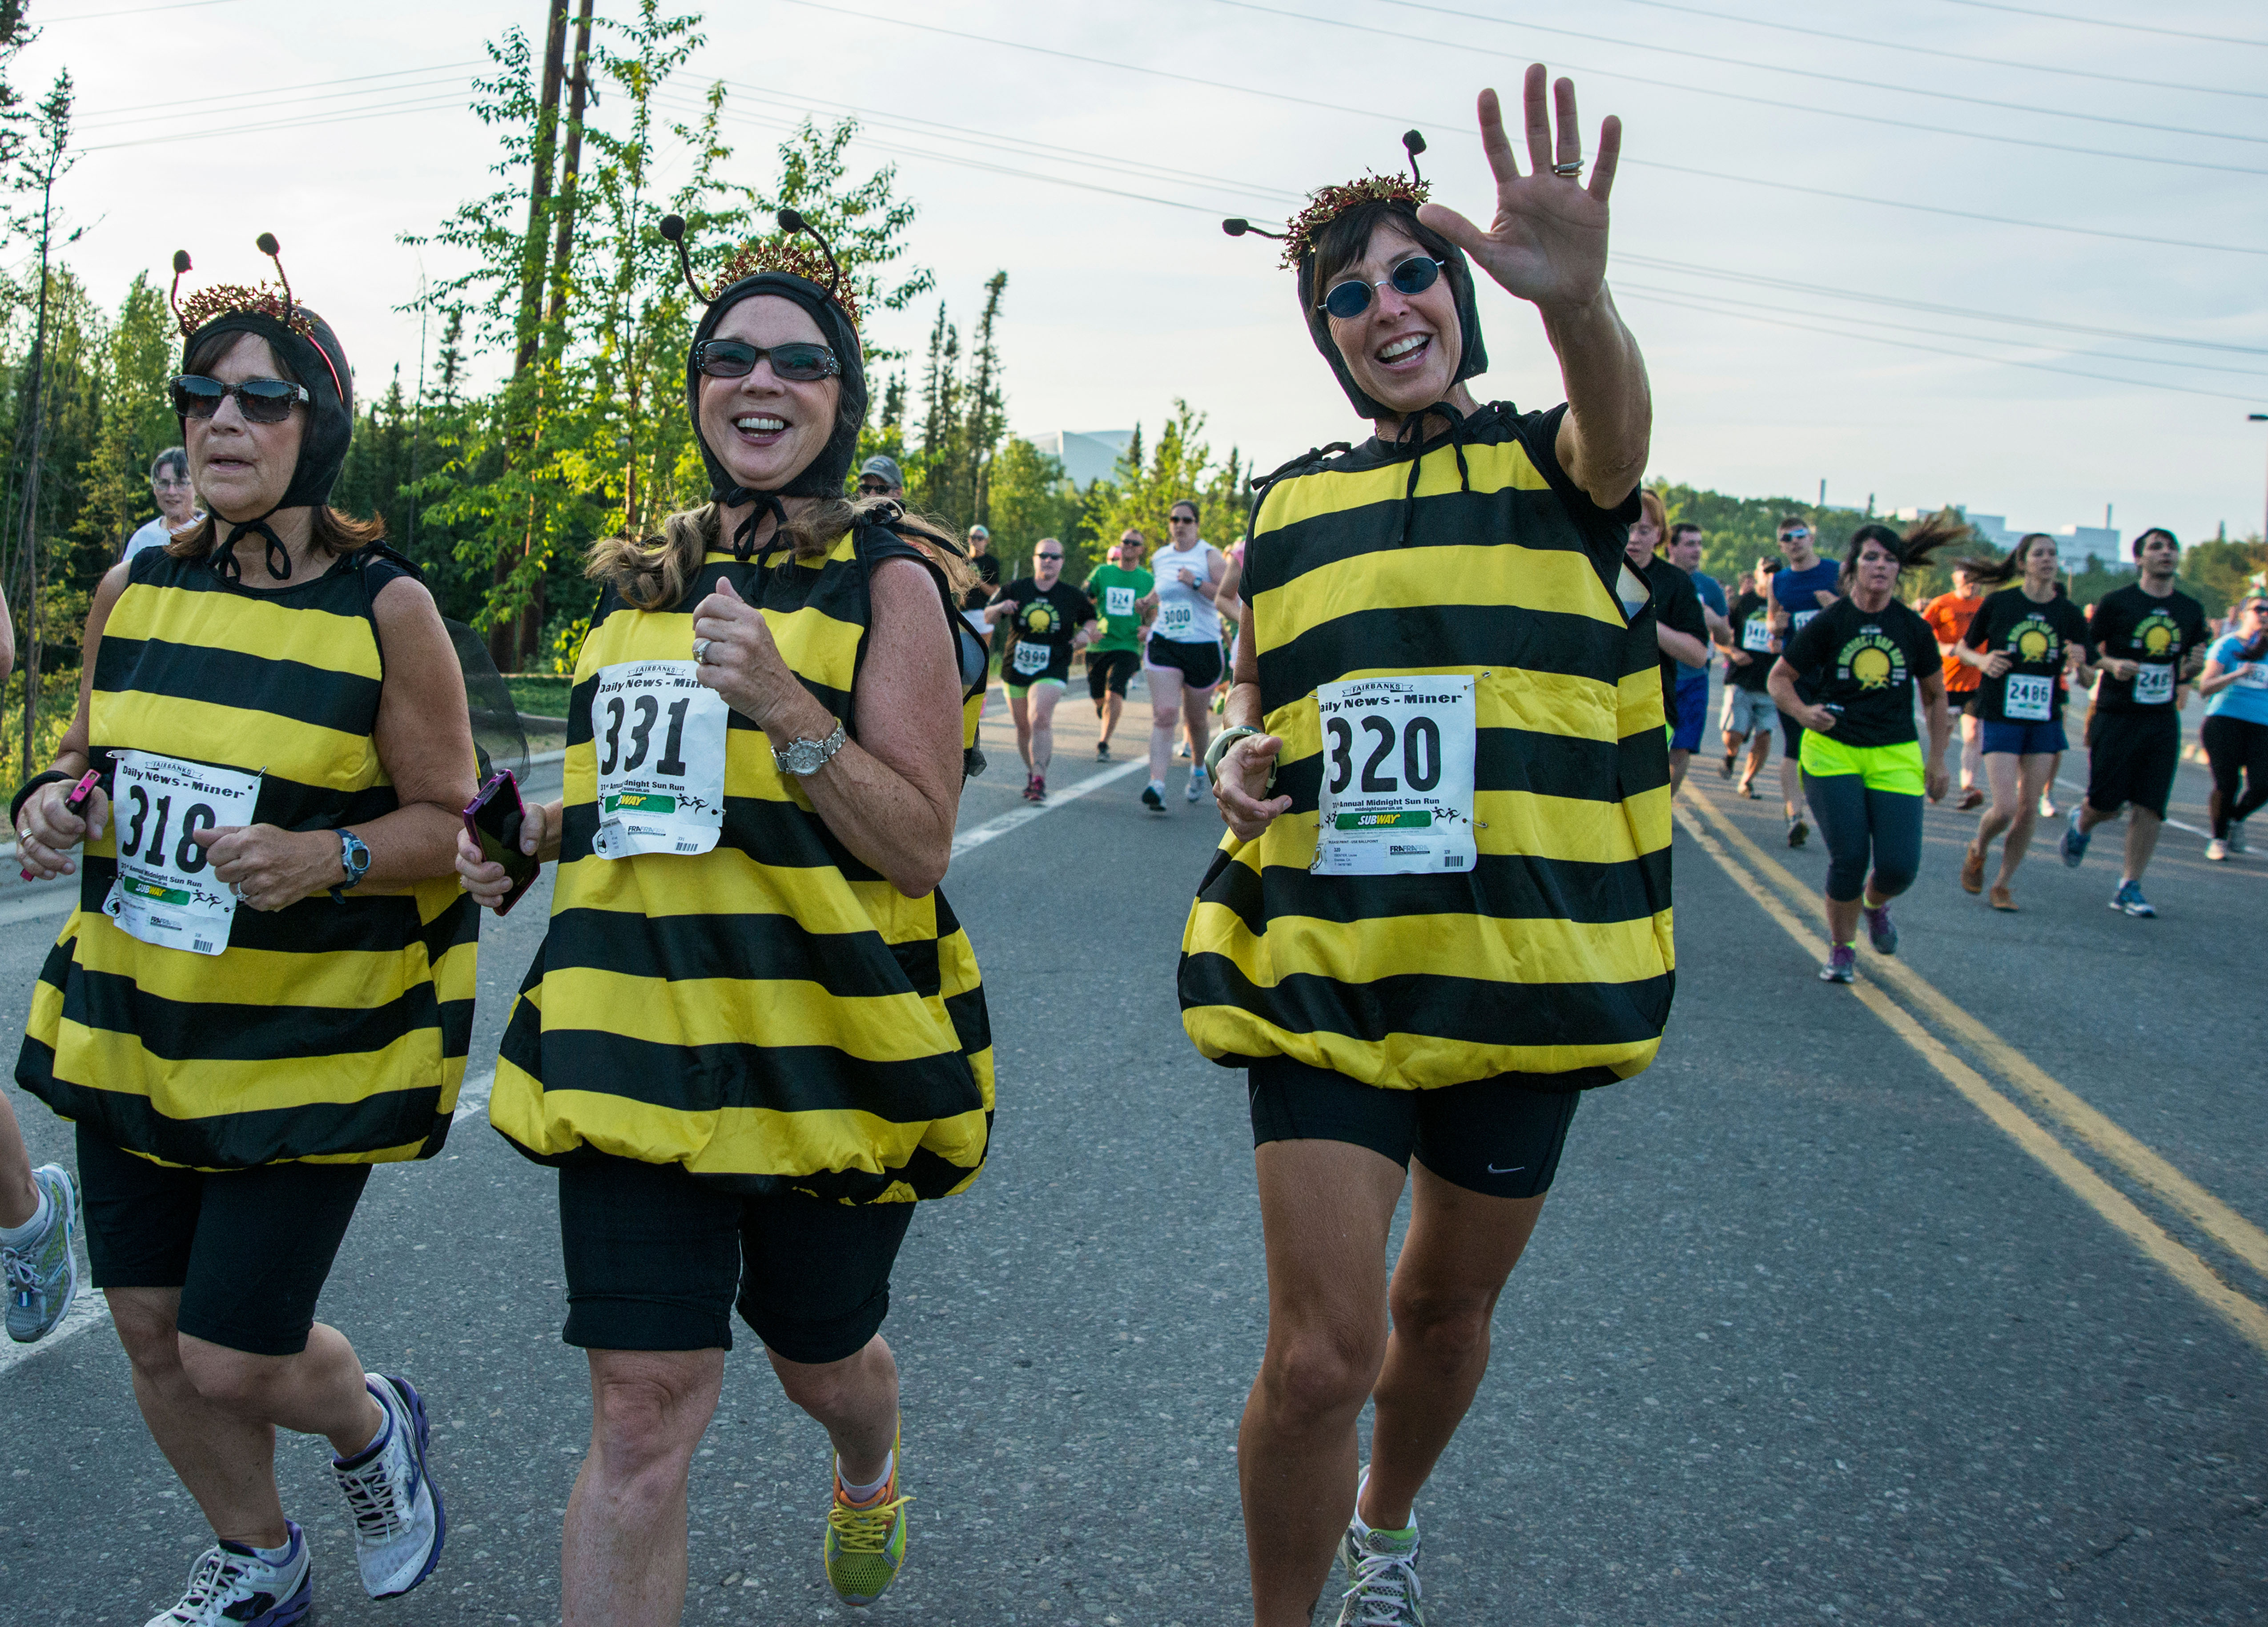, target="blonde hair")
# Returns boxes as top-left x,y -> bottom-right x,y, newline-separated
1636,488 -> 1668,545
587,495 -> 977,612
